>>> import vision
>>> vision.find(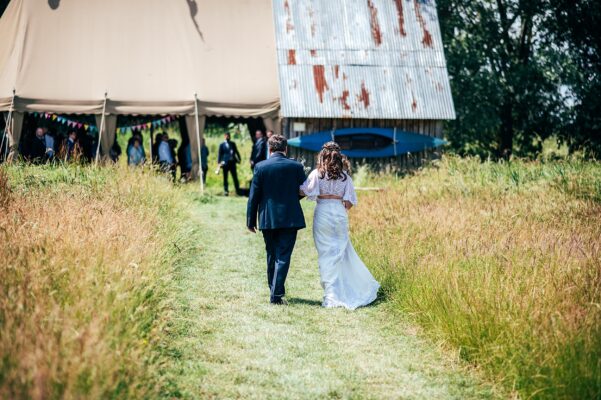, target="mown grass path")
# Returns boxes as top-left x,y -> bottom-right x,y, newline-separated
170,197 -> 498,399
